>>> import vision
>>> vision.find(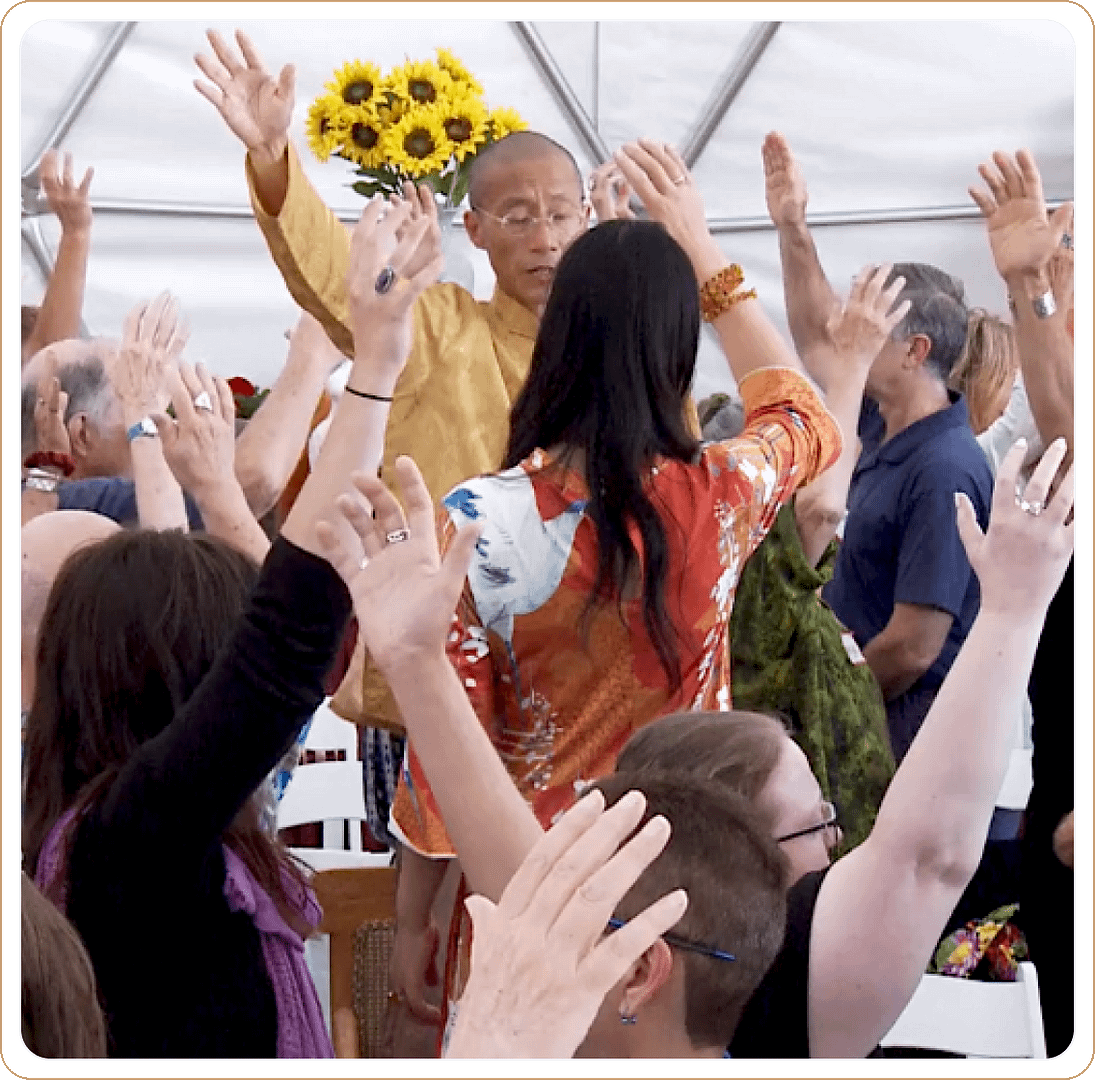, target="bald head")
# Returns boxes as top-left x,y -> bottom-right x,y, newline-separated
21,510 -> 119,713
22,511 -> 120,616
468,131 -> 582,208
